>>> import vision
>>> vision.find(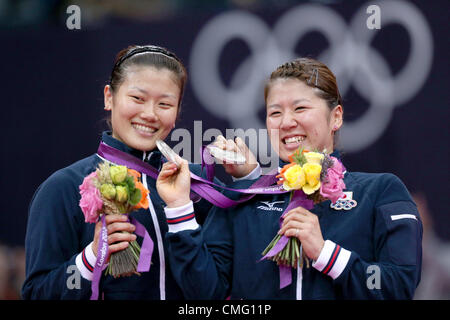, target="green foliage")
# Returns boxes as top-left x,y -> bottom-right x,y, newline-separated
129,188 -> 142,206
291,147 -> 307,166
